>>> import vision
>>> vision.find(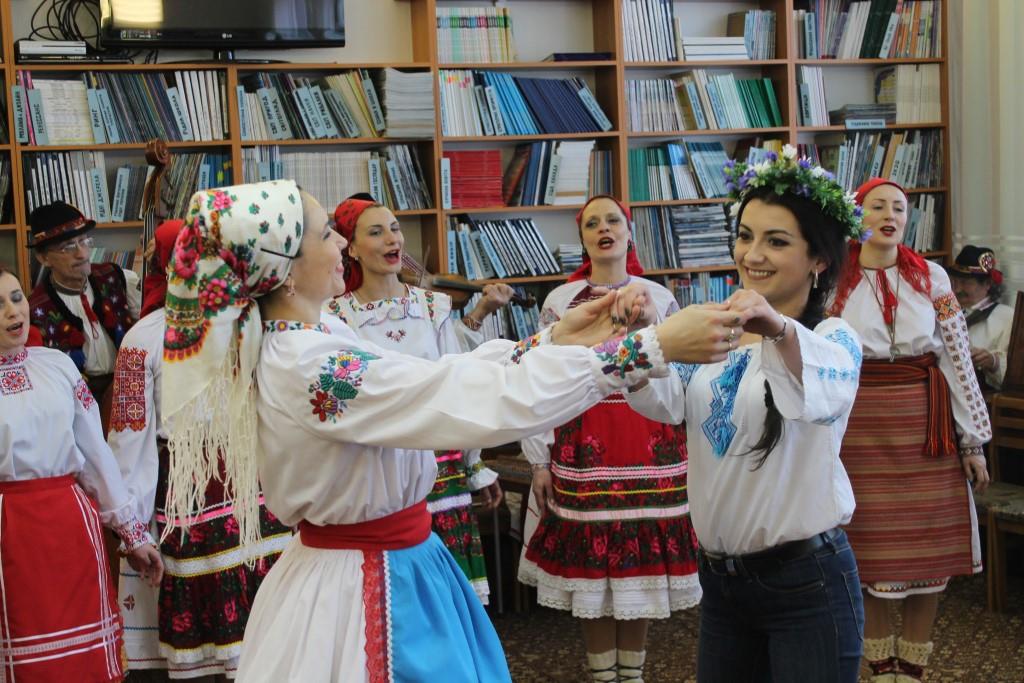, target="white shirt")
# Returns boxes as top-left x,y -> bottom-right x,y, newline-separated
521,276 -> 679,464
0,346 -> 145,532
255,320 -> 668,527
55,269 -> 141,375
626,318 -> 862,556
834,260 -> 991,449
963,298 -> 1014,390
325,286 -> 496,490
